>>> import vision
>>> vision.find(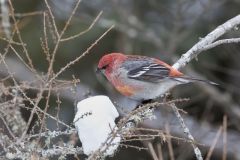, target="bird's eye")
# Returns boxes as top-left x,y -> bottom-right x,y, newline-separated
101,65 -> 108,70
